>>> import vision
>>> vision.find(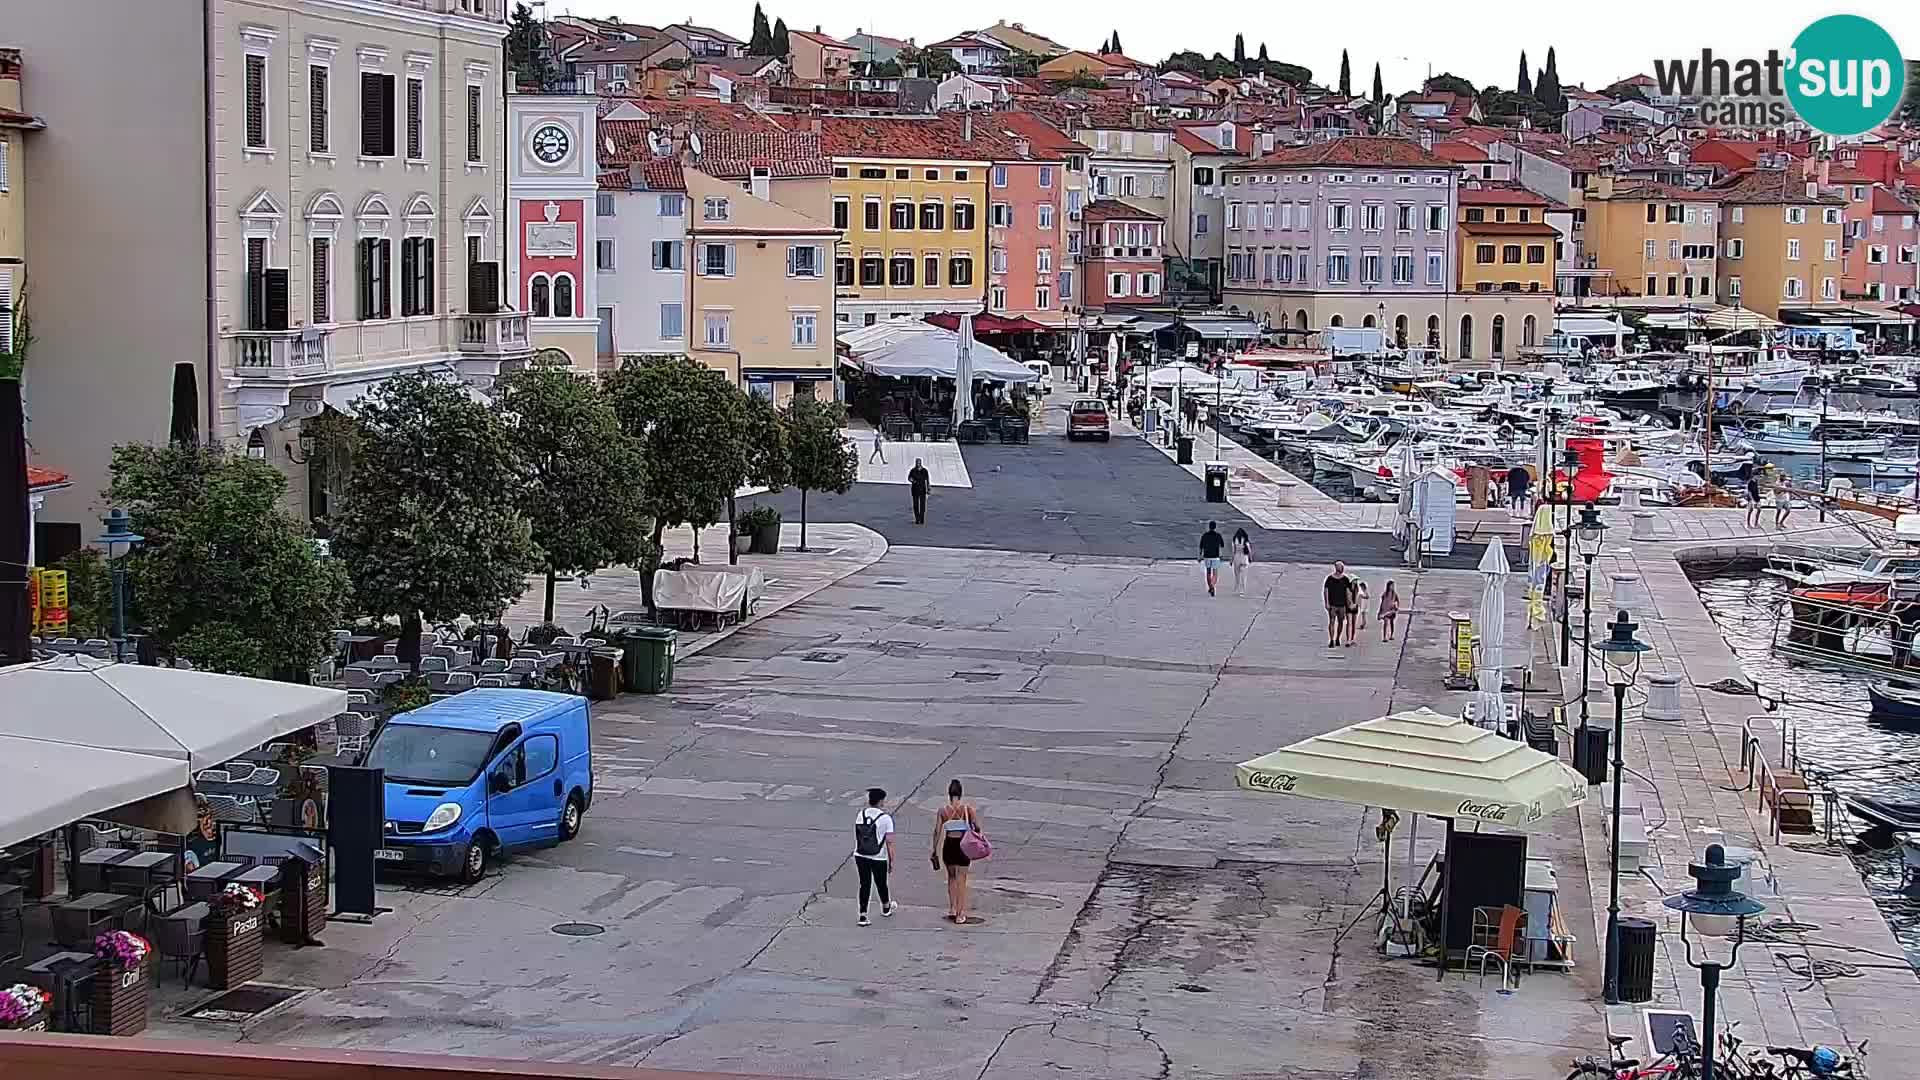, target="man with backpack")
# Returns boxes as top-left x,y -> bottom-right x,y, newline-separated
853,787 -> 898,926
